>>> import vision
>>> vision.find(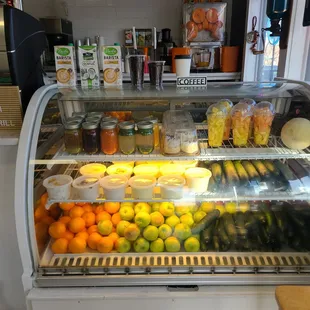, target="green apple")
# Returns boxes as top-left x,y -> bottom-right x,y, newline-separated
175,205 -> 191,217
150,212 -> 165,227
158,224 -> 172,240
165,215 -> 180,228
97,220 -> 113,236
200,202 -> 215,213
173,223 -> 191,240
134,211 -> 151,228
116,220 -> 130,237
134,202 -> 151,214
143,225 -> 158,241
124,223 -> 140,241
151,203 -> 161,212
115,237 -> 131,253
193,211 -> 206,223
165,237 -> 181,252
119,206 -> 135,221
159,202 -> 175,217
150,238 -> 165,252
134,237 -> 150,253
180,213 -> 194,227
184,237 -> 200,252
